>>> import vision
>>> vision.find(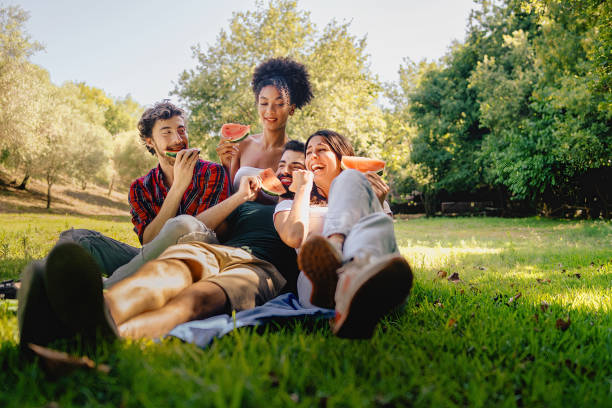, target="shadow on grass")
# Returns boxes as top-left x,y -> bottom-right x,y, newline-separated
64,191 -> 130,212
